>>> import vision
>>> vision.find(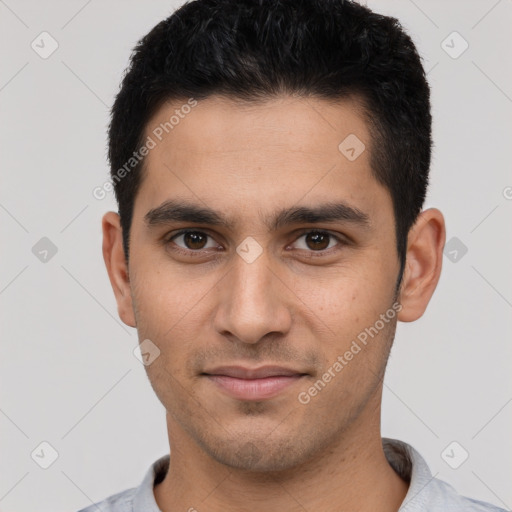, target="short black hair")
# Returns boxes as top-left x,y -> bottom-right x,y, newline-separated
108,0 -> 432,289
